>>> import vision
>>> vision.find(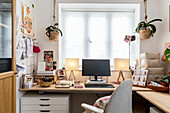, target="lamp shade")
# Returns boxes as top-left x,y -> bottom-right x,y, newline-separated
114,58 -> 129,71
65,58 -> 79,70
